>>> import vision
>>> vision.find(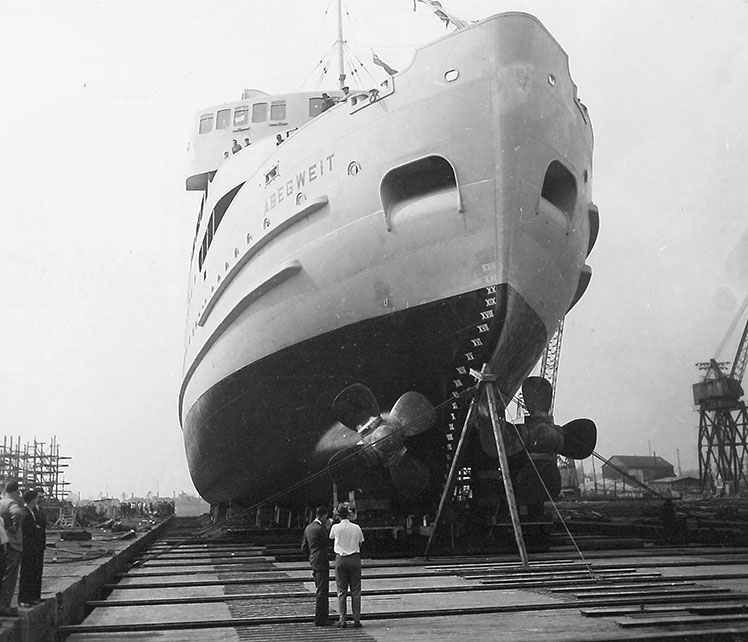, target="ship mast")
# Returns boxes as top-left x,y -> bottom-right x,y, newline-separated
336,0 -> 346,89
